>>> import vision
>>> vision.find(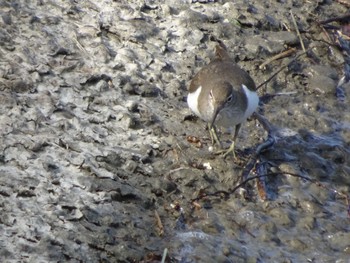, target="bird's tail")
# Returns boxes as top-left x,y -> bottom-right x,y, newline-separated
215,40 -> 231,61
